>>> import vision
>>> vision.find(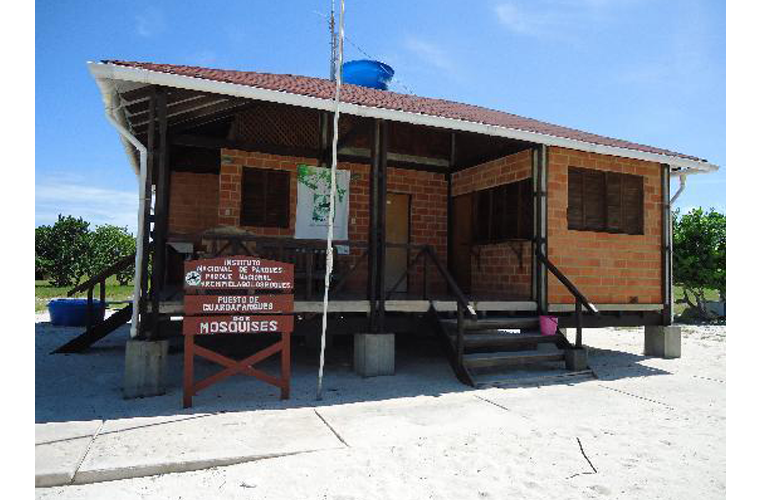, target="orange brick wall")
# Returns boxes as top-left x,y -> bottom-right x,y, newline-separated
168,172 -> 219,234
216,149 -> 448,295
547,146 -> 664,304
451,149 -> 533,298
